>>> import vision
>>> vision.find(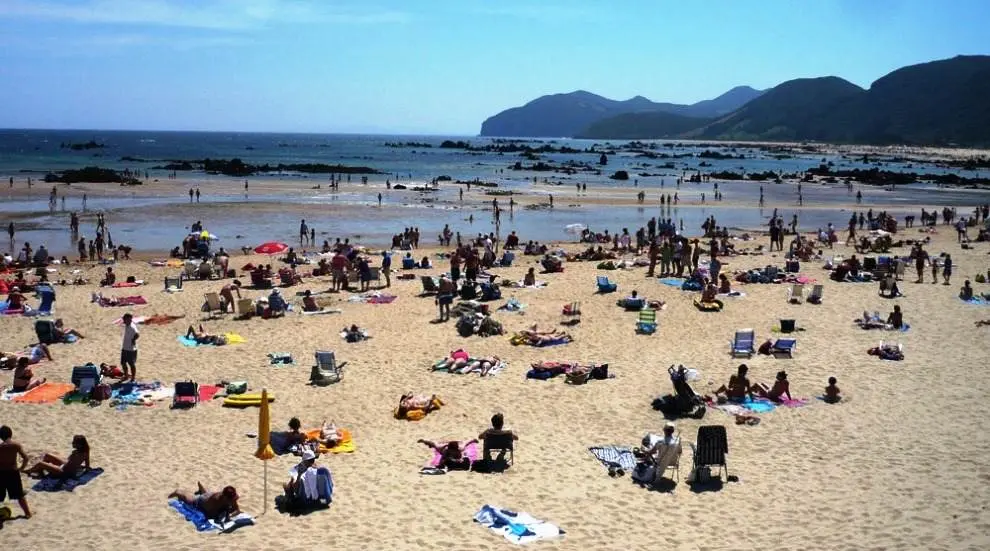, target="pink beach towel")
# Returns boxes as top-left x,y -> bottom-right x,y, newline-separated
198,385 -> 222,402
366,295 -> 397,304
428,441 -> 480,468
778,397 -> 810,408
